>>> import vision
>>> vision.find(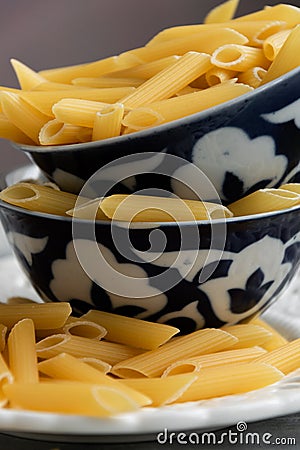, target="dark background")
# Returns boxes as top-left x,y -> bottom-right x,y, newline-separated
0,0 -> 299,173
